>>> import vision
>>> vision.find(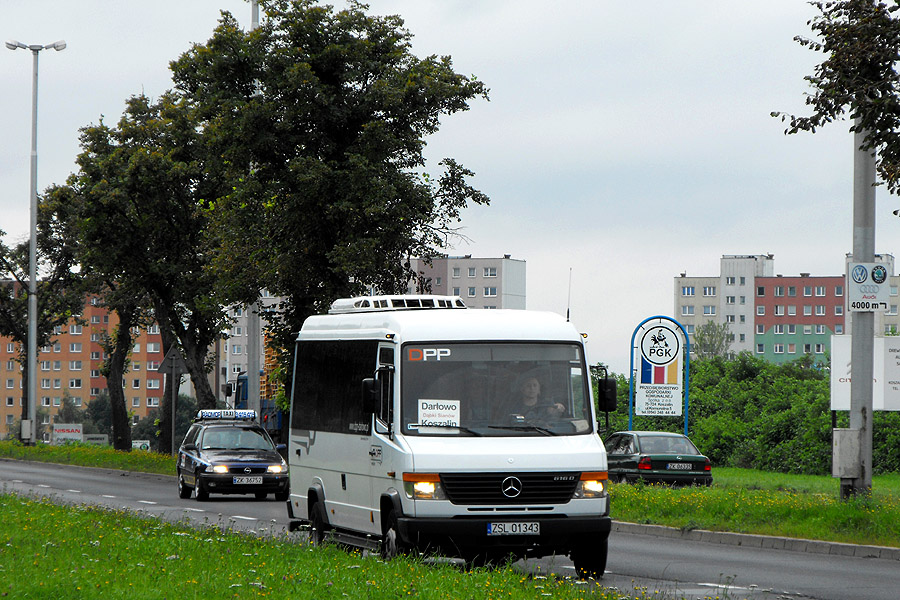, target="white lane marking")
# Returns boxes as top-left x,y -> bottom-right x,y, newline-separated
138,500 -> 157,505
101,495 -> 116,498
67,489 -> 81,493
231,515 -> 256,521
182,508 -> 205,513
38,484 -> 50,488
